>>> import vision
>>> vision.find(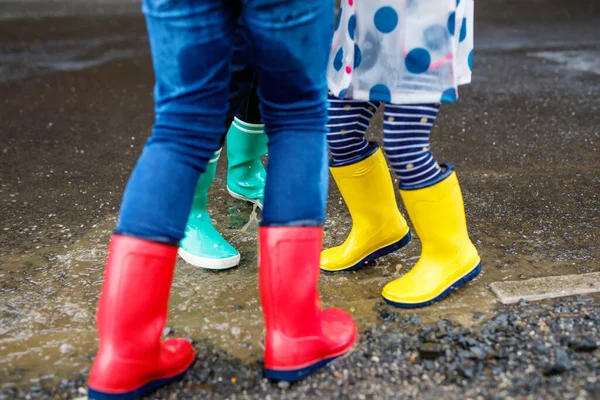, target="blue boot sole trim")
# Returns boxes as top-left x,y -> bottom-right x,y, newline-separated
383,262 -> 482,309
265,354 -> 343,382
87,359 -> 196,400
321,232 -> 411,275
